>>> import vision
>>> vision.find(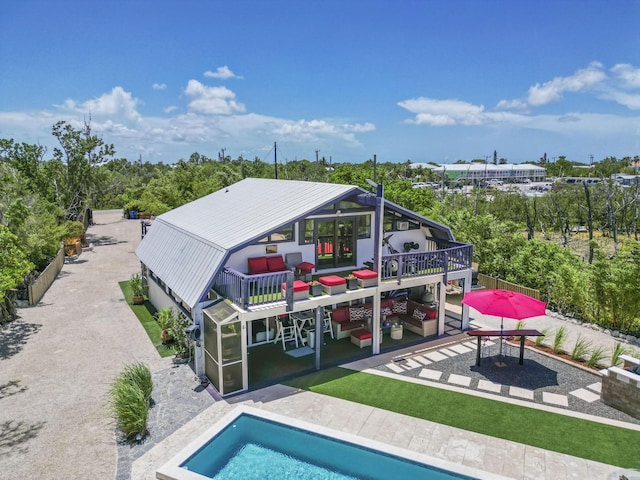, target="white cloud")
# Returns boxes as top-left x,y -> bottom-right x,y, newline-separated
57,86 -> 142,126
152,83 -> 167,90
398,97 -> 525,126
611,64 -> 640,88
163,105 -> 178,113
184,80 -> 245,115
526,62 -> 606,106
203,66 -> 241,80
271,119 -> 375,143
